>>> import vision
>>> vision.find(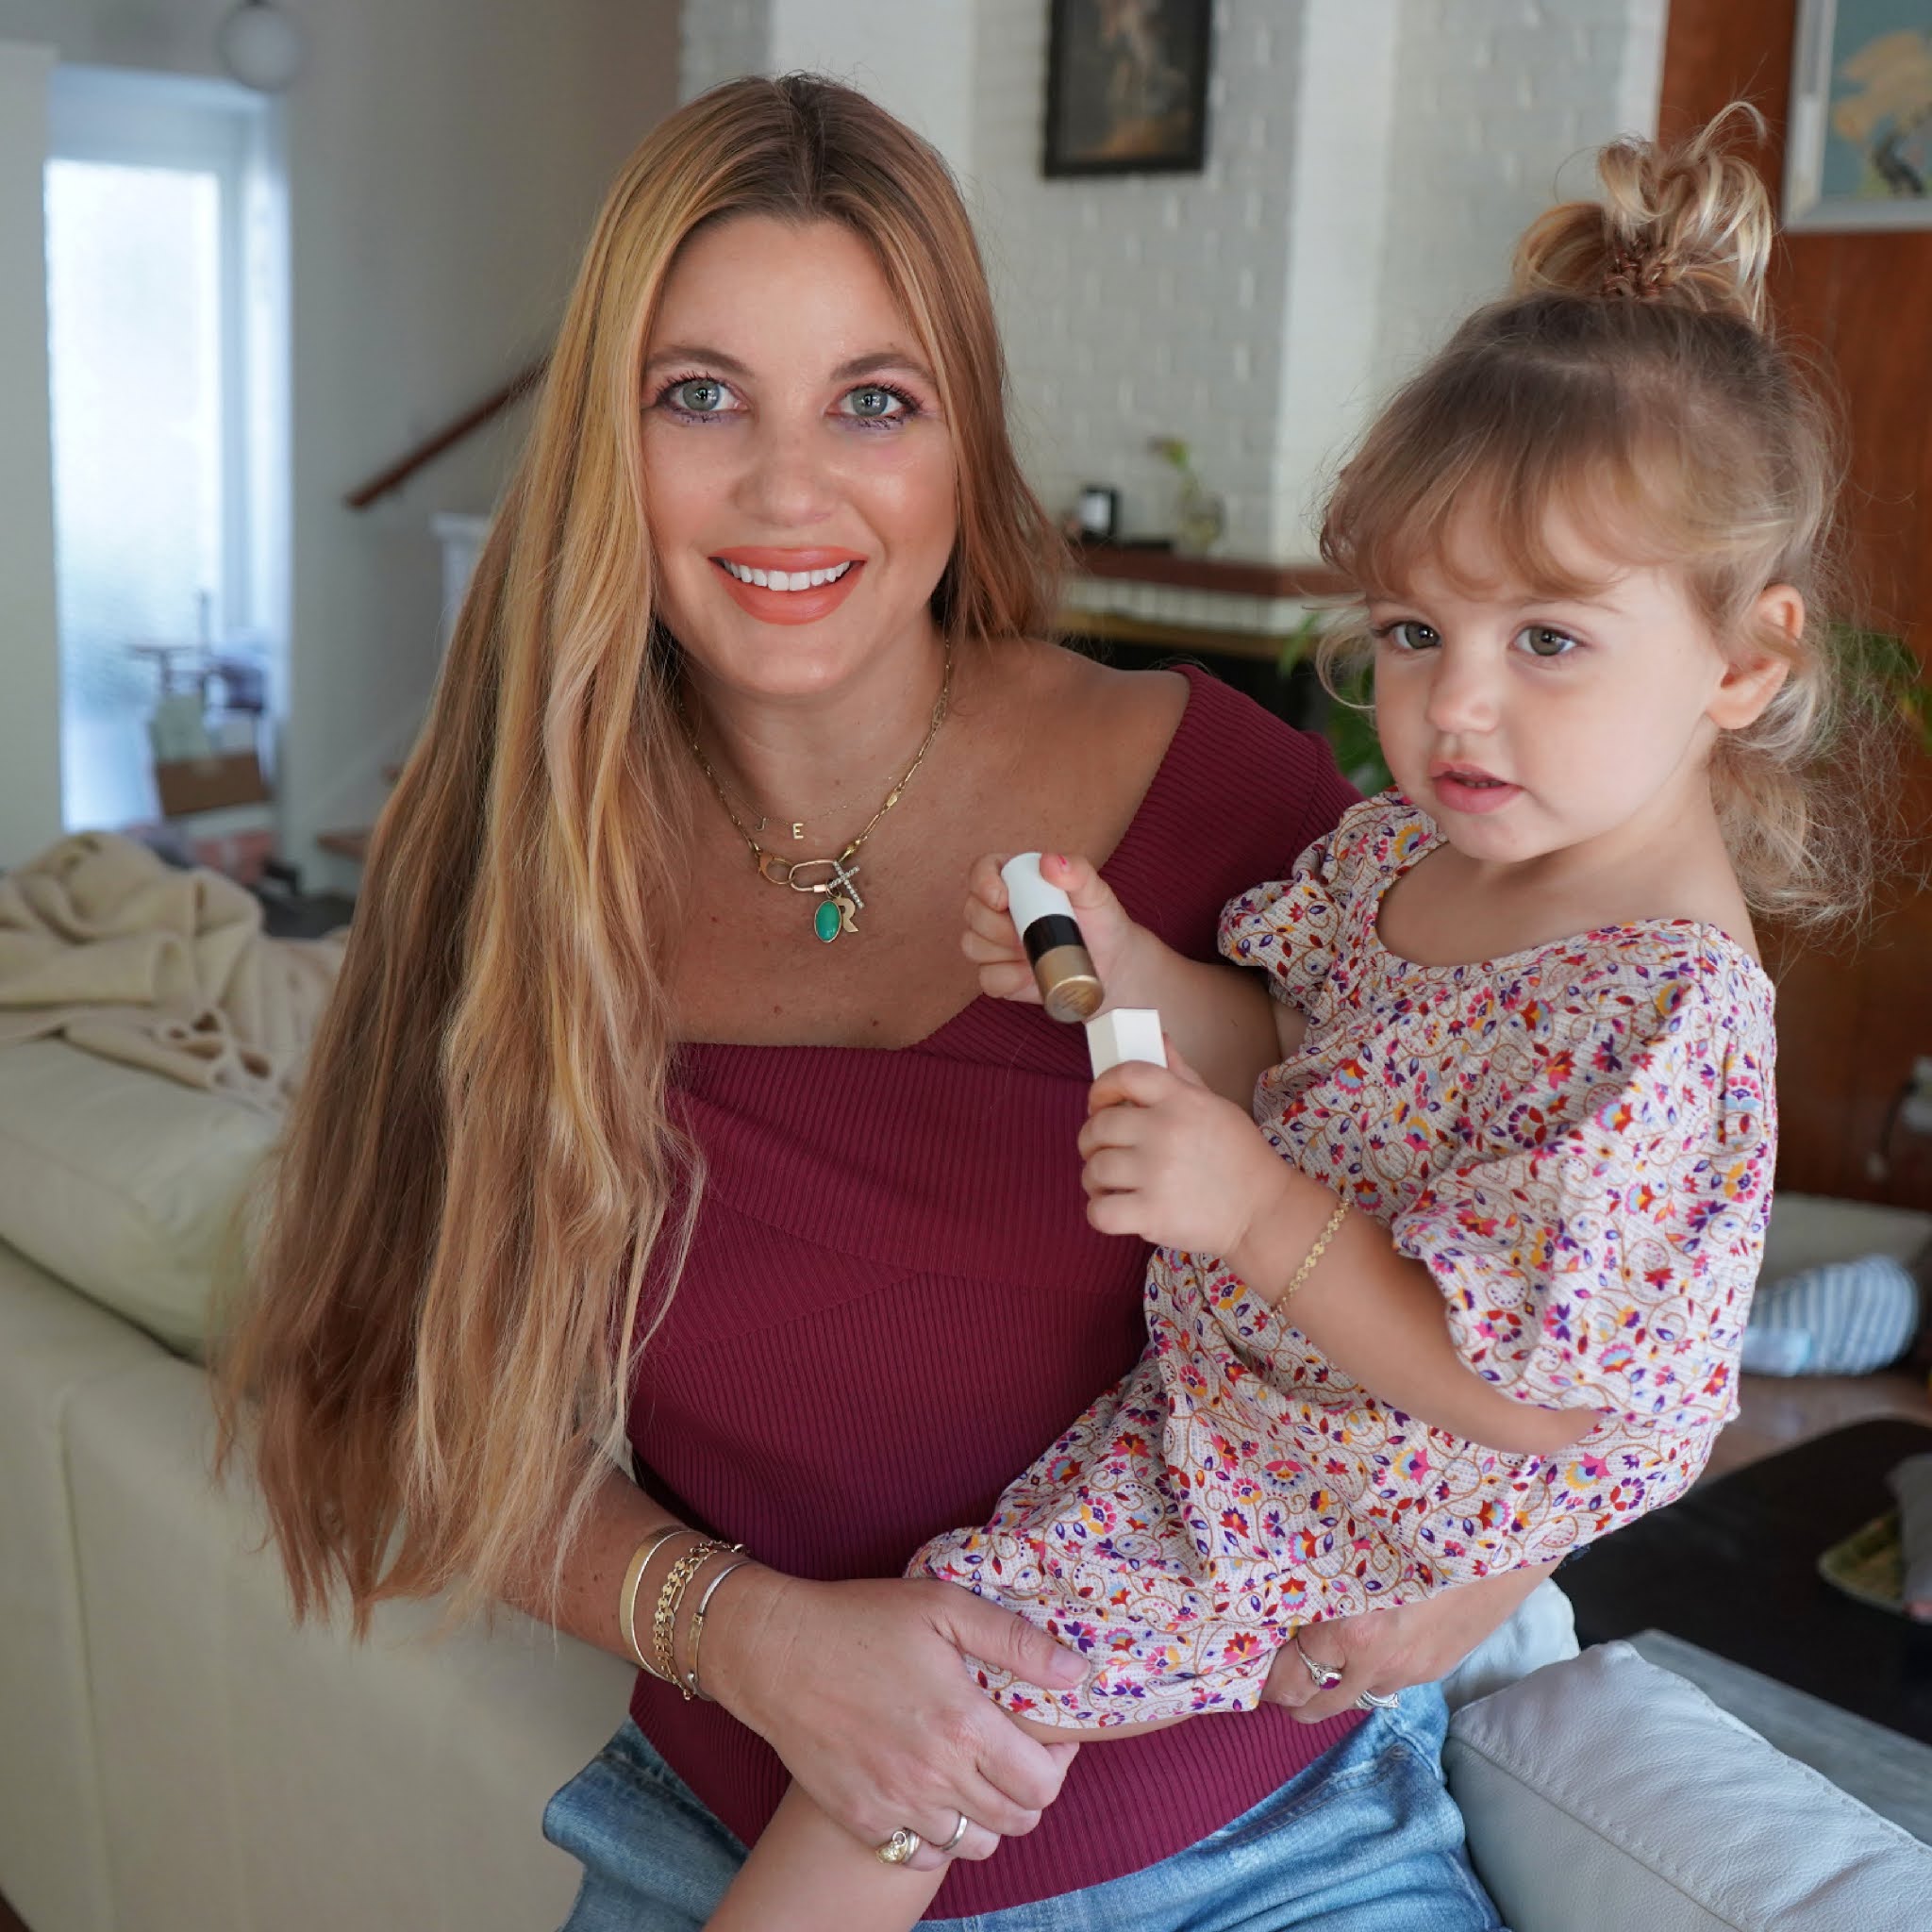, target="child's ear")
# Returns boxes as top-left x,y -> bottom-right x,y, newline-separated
1708,584 -> 1802,730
